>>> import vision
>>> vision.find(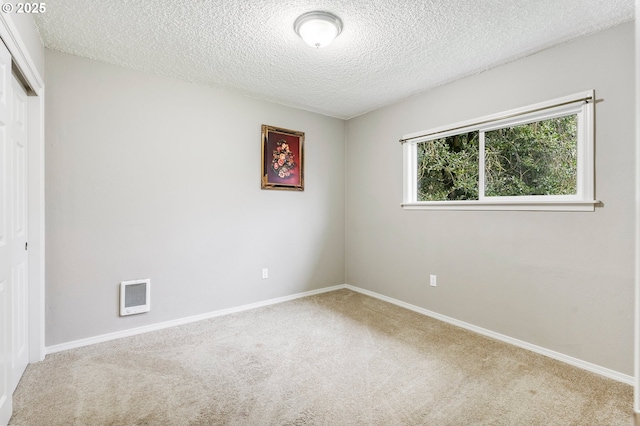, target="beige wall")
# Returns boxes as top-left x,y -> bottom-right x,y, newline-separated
45,50 -> 345,346
345,22 -> 635,375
